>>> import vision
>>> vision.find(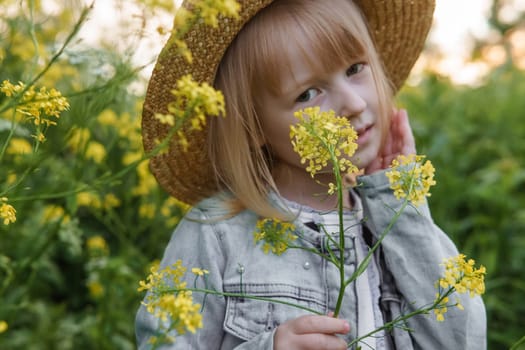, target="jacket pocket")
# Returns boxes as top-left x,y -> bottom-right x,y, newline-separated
223,283 -> 326,341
